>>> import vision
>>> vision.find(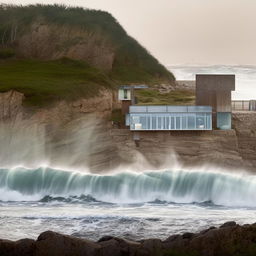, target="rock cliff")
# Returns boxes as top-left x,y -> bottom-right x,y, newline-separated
233,112 -> 256,168
0,90 -> 115,171
17,23 -> 115,71
0,90 -> 255,172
